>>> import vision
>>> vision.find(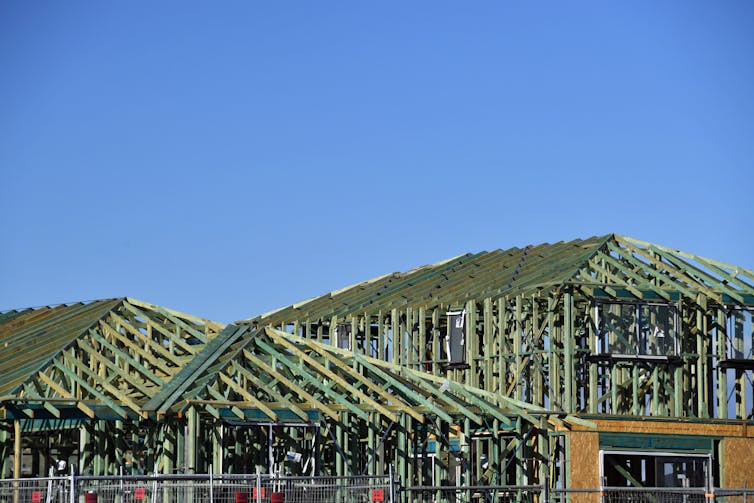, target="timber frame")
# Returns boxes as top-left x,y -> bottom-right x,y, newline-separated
2,234 -> 754,490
